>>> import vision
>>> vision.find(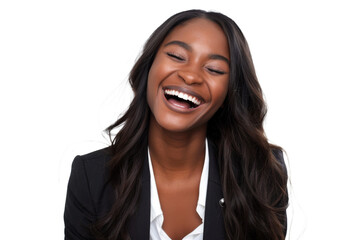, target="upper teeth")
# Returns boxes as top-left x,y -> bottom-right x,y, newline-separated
164,89 -> 201,105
